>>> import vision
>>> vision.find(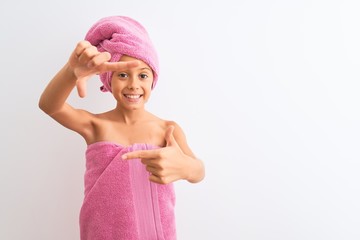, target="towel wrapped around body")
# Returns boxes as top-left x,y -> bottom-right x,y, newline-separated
79,142 -> 176,240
